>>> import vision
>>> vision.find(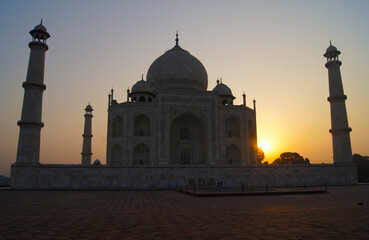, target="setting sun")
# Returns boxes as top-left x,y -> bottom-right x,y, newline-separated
259,141 -> 271,152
